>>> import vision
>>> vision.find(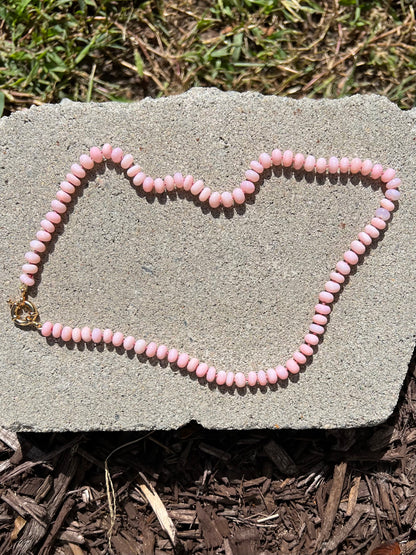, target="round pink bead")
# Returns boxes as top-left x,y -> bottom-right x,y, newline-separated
286,359 -> 300,374
275,365 -> 289,380
112,331 -> 124,347
216,370 -> 227,385
358,231 -> 372,246
250,160 -> 264,174
190,180 -> 204,196
309,323 -> 325,335
127,165 -> 142,178
364,224 -> 380,238
102,144 -> 112,158
208,191 -> 221,208
183,175 -> 194,191
196,363 -> 208,378
350,157 -> 362,174
199,187 -> 211,203
25,252 -> 41,264
339,157 -> 350,173
385,189 -> 400,201
103,329 -> 113,344
110,147 -> 123,164
164,175 -> 174,191
247,371 -> 257,387
60,181 -> 75,194
271,149 -> 282,165
123,336 -> 136,351
319,291 -> 334,304
52,322 -> 63,338
304,155 -> 316,172
61,326 -> 73,342
325,280 -> 340,294
81,326 -> 92,342
41,219 -> 55,233
375,207 -> 391,221
282,150 -> 293,167
315,157 -> 327,173
36,230 -> 51,242
300,343 -> 314,356
41,321 -> 53,337
91,328 -> 103,343
121,154 -> 134,169
232,188 -> 245,204
293,153 -> 305,170
370,164 -> 383,179
145,341 -> 157,357
344,250 -> 359,265
71,164 -> 86,179
134,339 -> 147,354
240,180 -> 255,194
371,217 -> 387,230
234,372 -> 246,388
66,173 -> 81,186
245,169 -> 260,182
305,333 -> 319,346
133,172 -> 146,186
315,303 -> 331,315
293,351 -> 307,365
72,327 -> 82,343
46,211 -> 61,224
30,240 -> 46,253
79,155 -> 94,170
51,199 -> 67,214
22,263 -> 38,274
381,168 -> 396,183
266,368 -> 278,384
56,190 -> 71,203
380,198 -> 395,211
386,178 -> 401,189
174,173 -> 184,188
142,177 -> 154,193
336,260 -> 351,275
177,353 -> 190,369
187,357 -> 199,372
89,147 -> 103,163
206,367 -> 217,383
221,192 -> 234,208
361,159 -> 373,176
154,178 -> 165,194
328,157 -> 339,173
225,371 -> 235,387
329,271 -> 345,284
257,370 -> 267,386
167,348 -> 178,362
350,240 -> 366,255
259,153 -> 272,168
313,314 -> 327,325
